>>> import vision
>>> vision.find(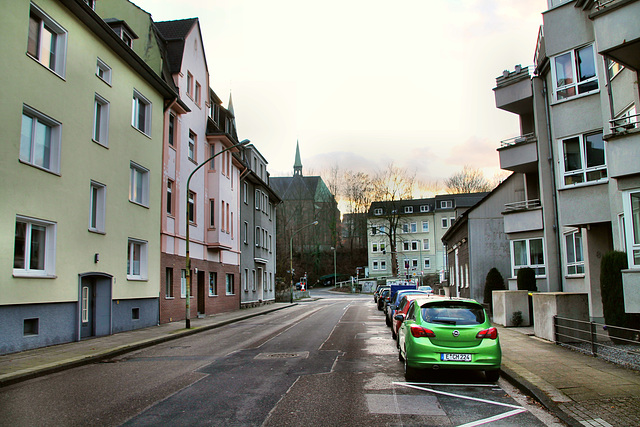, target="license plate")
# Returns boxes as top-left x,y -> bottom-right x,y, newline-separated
441,353 -> 472,362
